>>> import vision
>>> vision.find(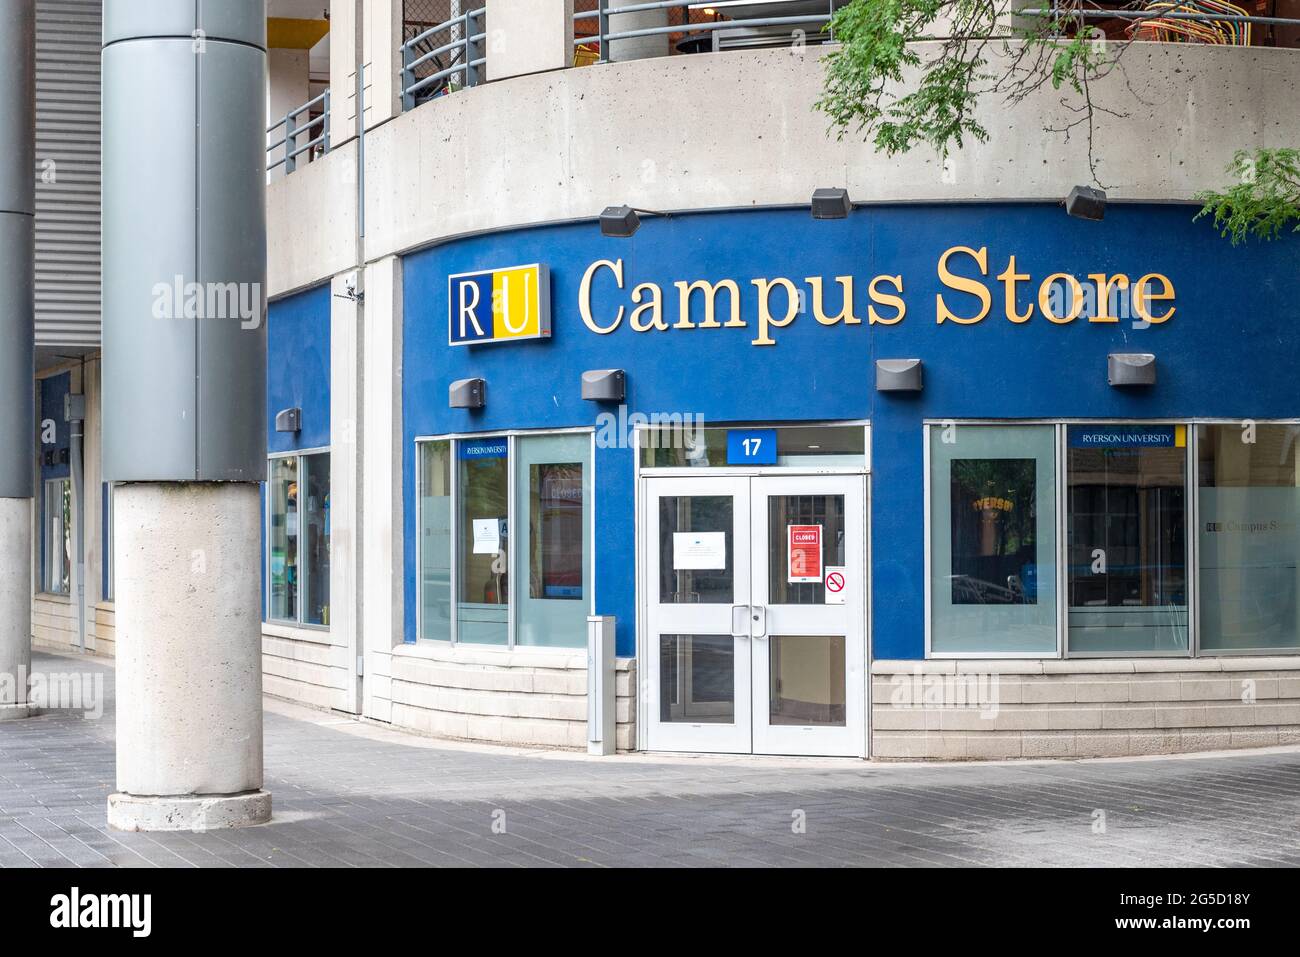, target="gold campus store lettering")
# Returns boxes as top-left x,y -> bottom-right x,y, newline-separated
575,253 -> 1175,346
